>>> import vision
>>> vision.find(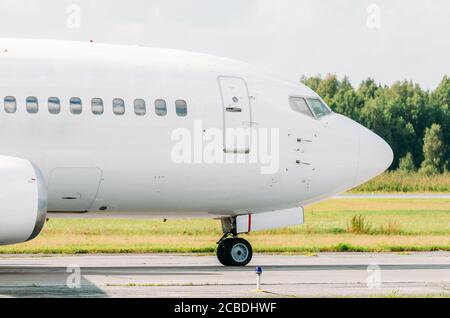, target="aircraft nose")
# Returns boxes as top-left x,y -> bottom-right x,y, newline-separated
354,126 -> 394,186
